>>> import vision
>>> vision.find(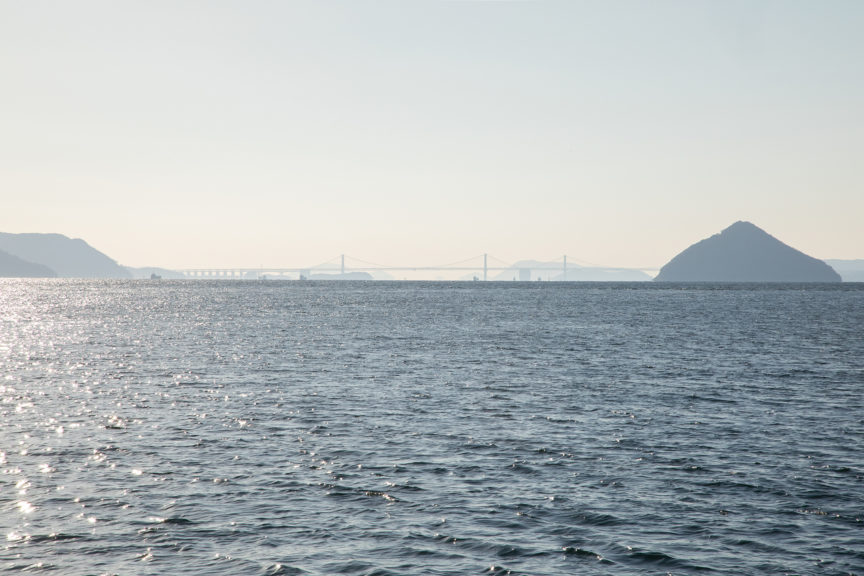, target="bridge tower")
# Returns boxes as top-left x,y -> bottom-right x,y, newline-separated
563,255 -> 567,281
483,253 -> 488,281
341,254 -> 345,275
